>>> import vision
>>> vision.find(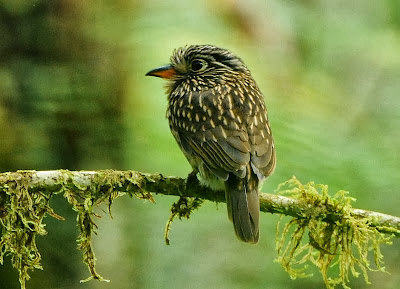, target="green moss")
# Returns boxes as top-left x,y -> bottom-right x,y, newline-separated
0,170 -> 156,289
0,171 -> 49,289
164,196 -> 203,245
62,170 -> 155,283
275,176 -> 393,289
